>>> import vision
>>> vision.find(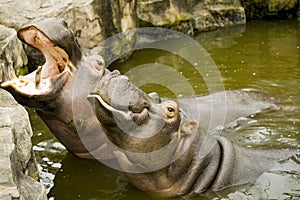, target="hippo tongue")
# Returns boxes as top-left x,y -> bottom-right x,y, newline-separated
17,25 -> 75,81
